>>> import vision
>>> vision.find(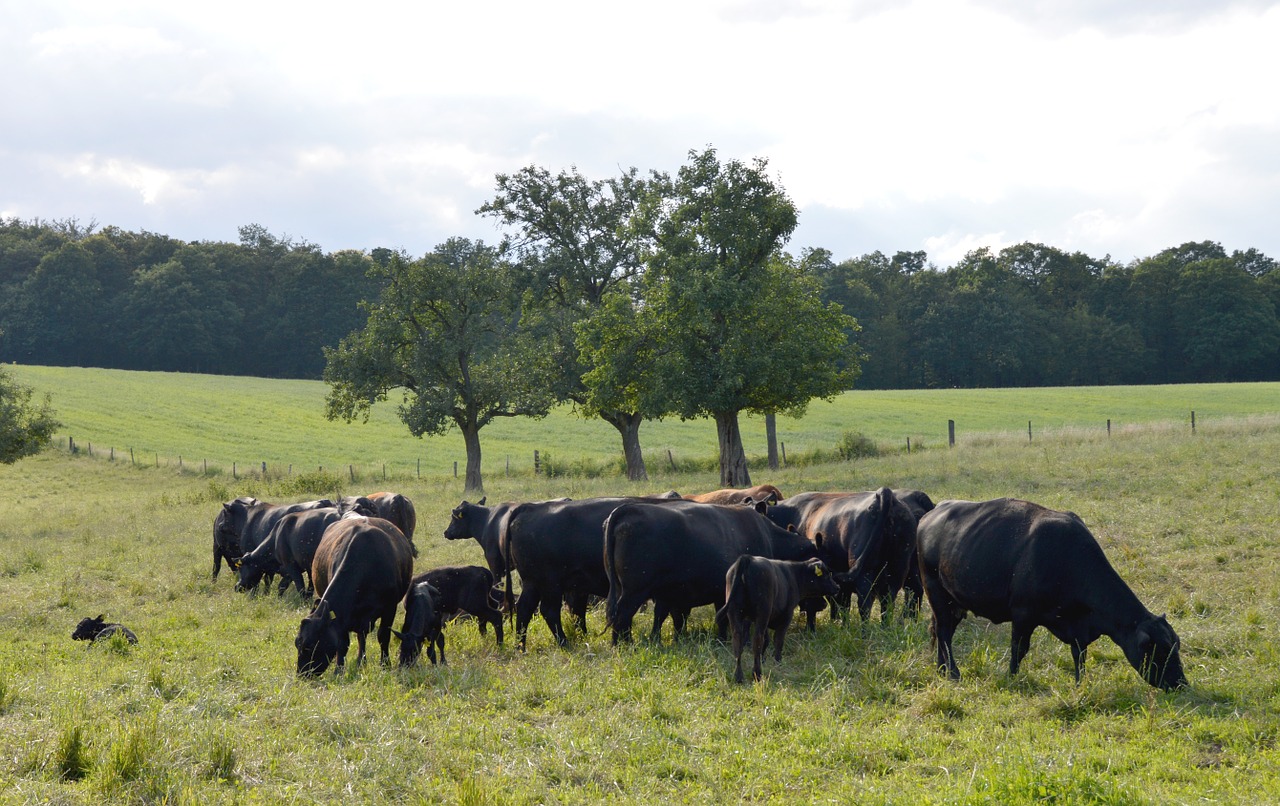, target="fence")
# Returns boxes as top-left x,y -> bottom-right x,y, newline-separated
59,410 -> 1220,482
